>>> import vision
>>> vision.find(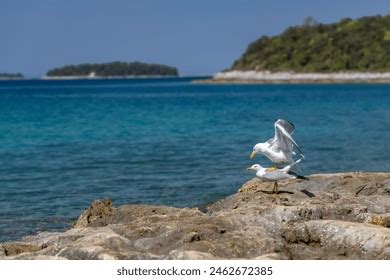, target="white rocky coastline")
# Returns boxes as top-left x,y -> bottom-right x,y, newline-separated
208,71 -> 390,84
